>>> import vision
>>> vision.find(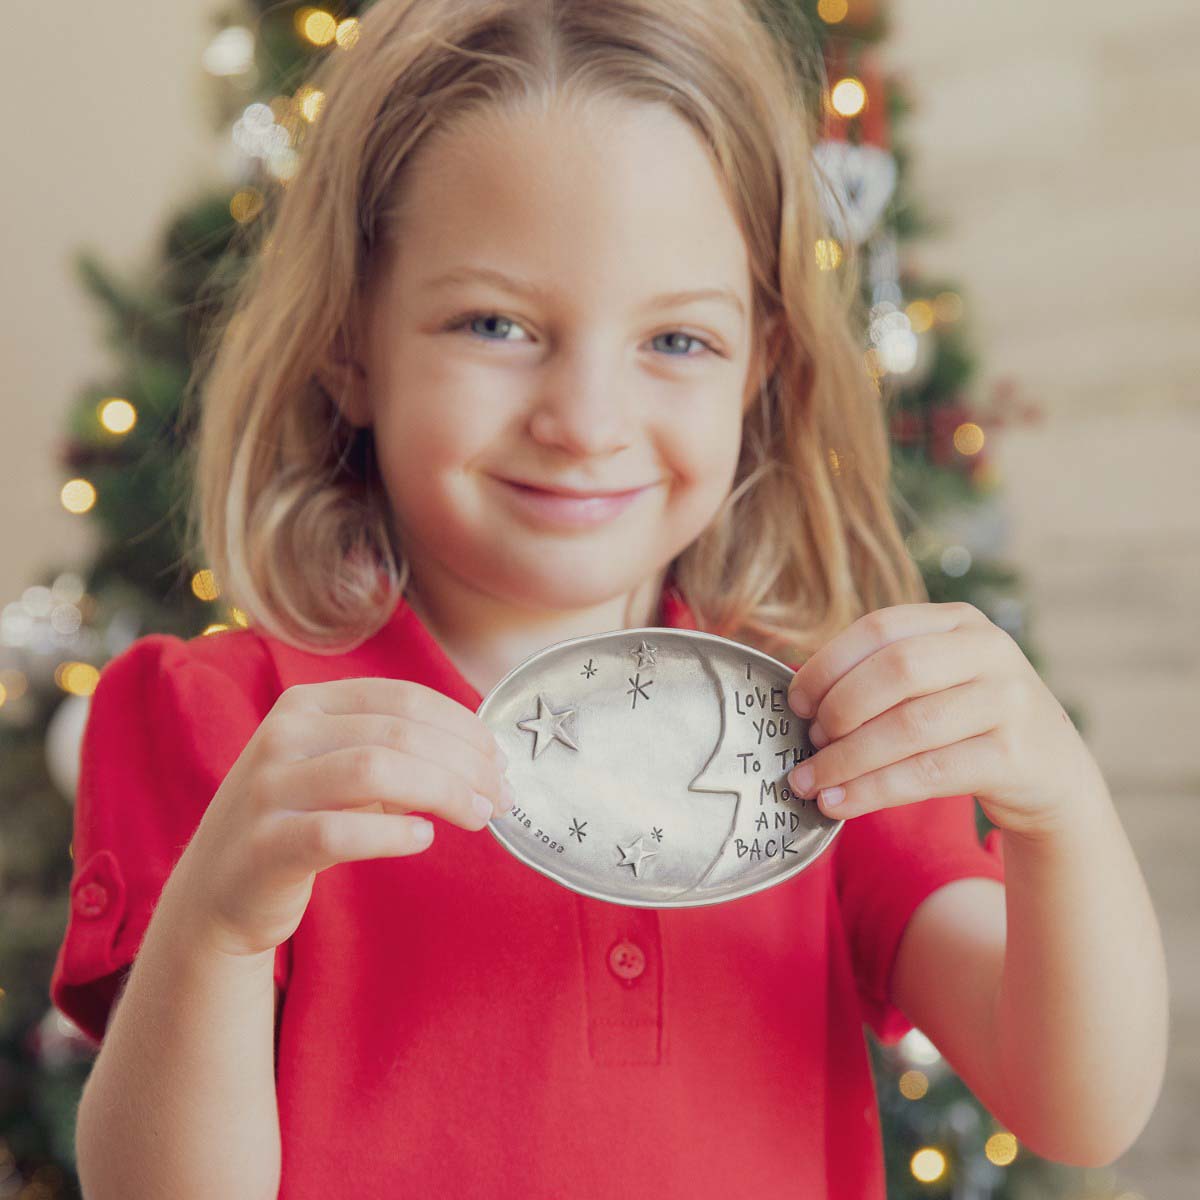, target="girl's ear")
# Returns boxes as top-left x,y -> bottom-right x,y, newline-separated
317,329 -> 372,429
